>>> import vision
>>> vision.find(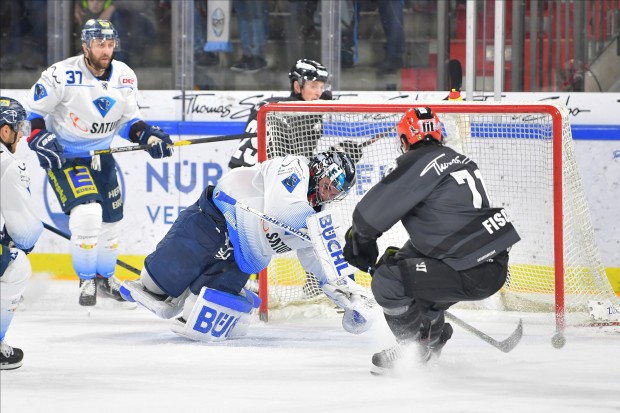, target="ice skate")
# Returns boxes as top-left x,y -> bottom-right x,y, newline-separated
96,275 -> 125,302
0,341 -> 24,370
79,278 -> 97,306
370,344 -> 403,376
